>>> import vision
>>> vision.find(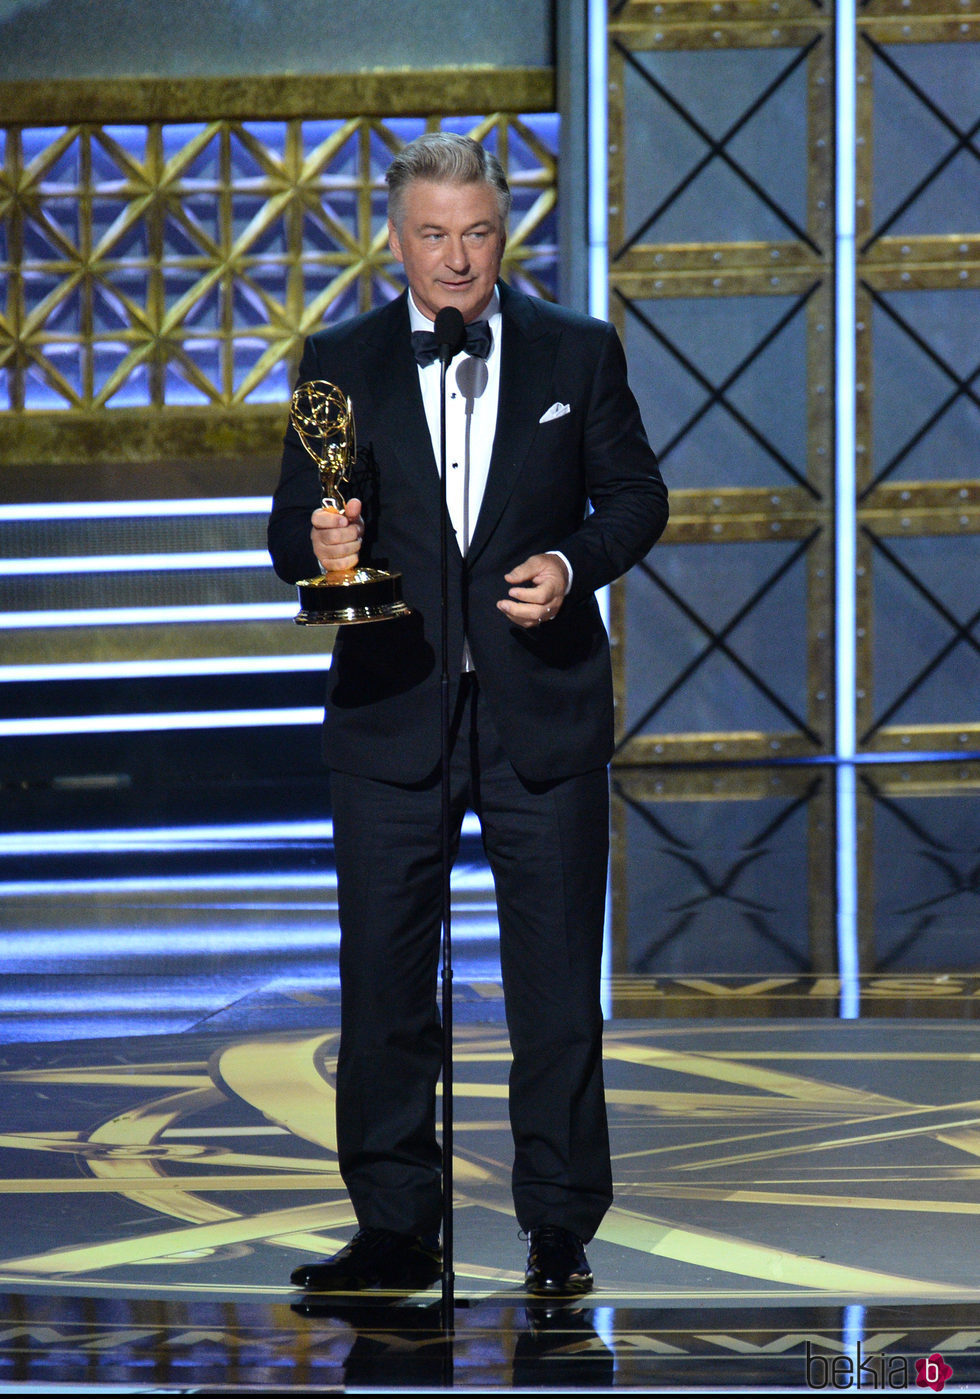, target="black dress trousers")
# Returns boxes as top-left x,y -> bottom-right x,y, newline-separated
329,673 -> 613,1243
